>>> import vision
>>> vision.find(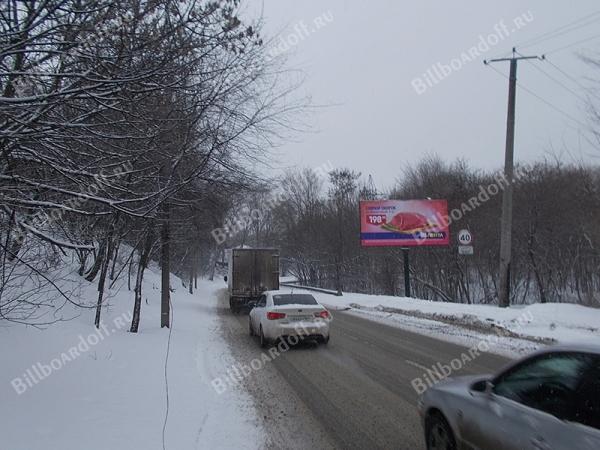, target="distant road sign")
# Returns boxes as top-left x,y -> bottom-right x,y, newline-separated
458,229 -> 472,245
